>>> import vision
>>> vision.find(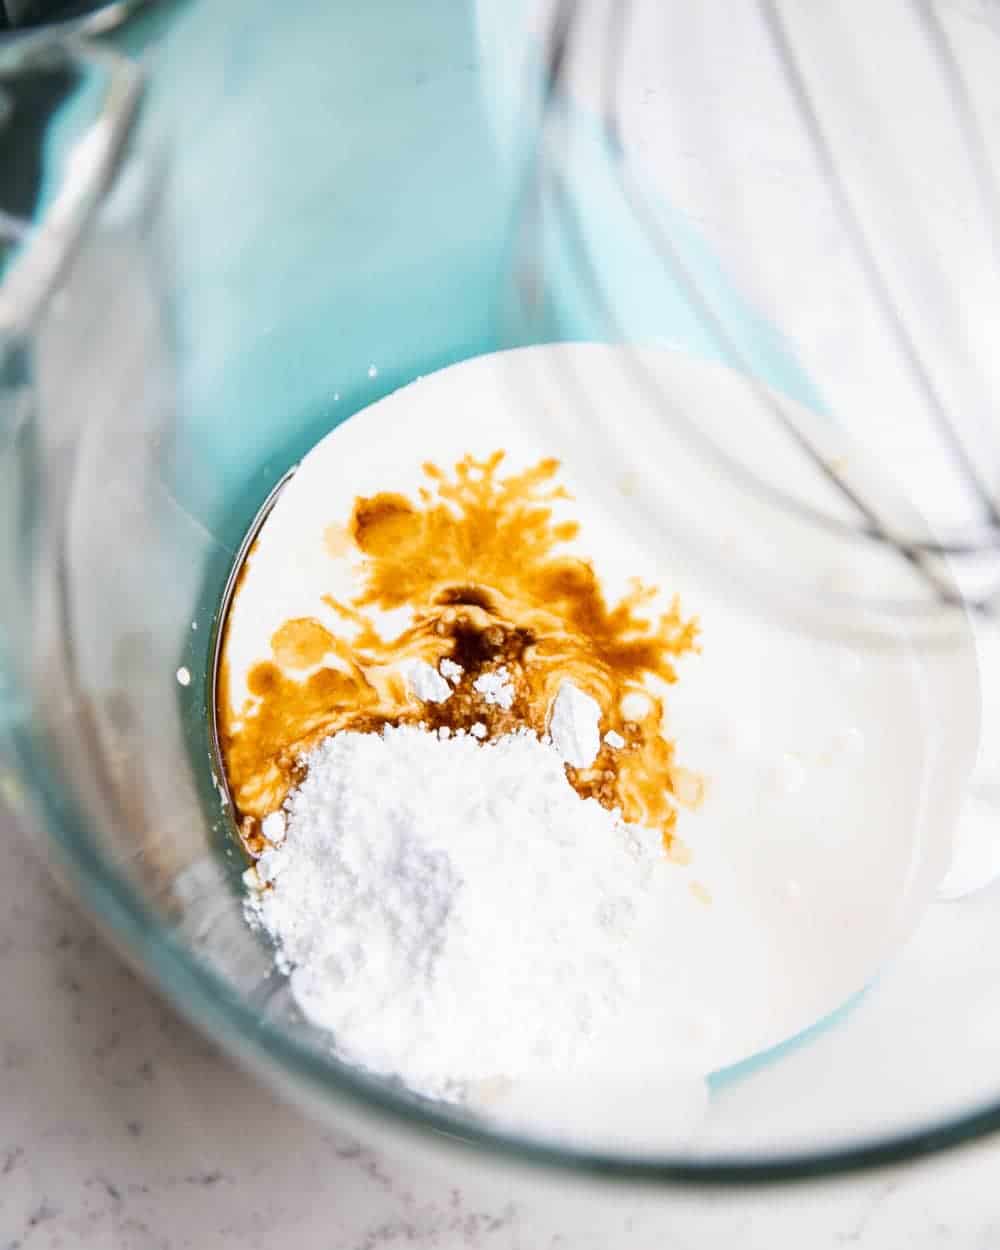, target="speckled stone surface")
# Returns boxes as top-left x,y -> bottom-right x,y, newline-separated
3,820 -> 1000,1250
